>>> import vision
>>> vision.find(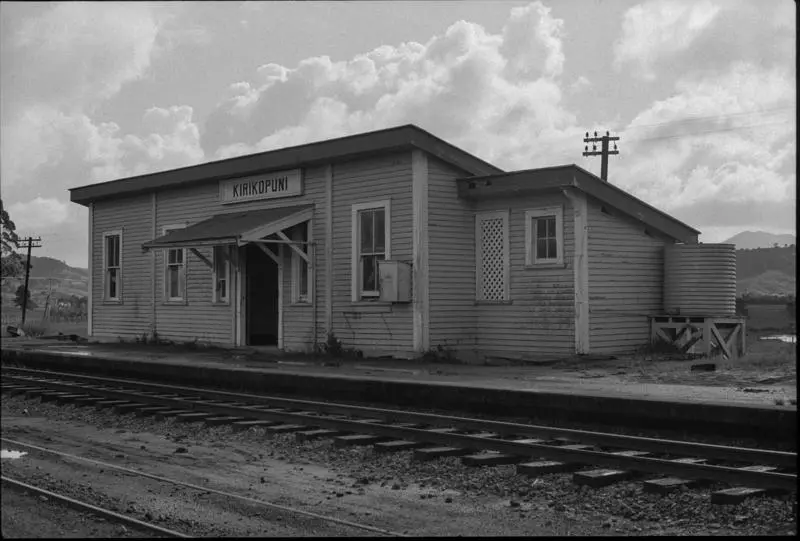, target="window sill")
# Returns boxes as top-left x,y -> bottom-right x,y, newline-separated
211,301 -> 231,306
345,301 -> 393,313
291,301 -> 312,307
162,300 -> 188,306
524,262 -> 567,269
102,300 -> 123,305
474,300 -> 513,306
